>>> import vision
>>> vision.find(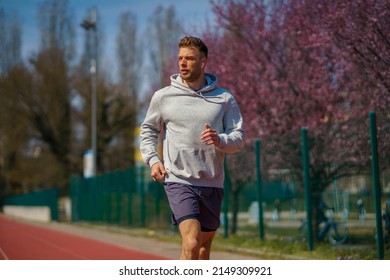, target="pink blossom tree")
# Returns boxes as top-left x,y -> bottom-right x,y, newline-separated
201,0 -> 390,233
